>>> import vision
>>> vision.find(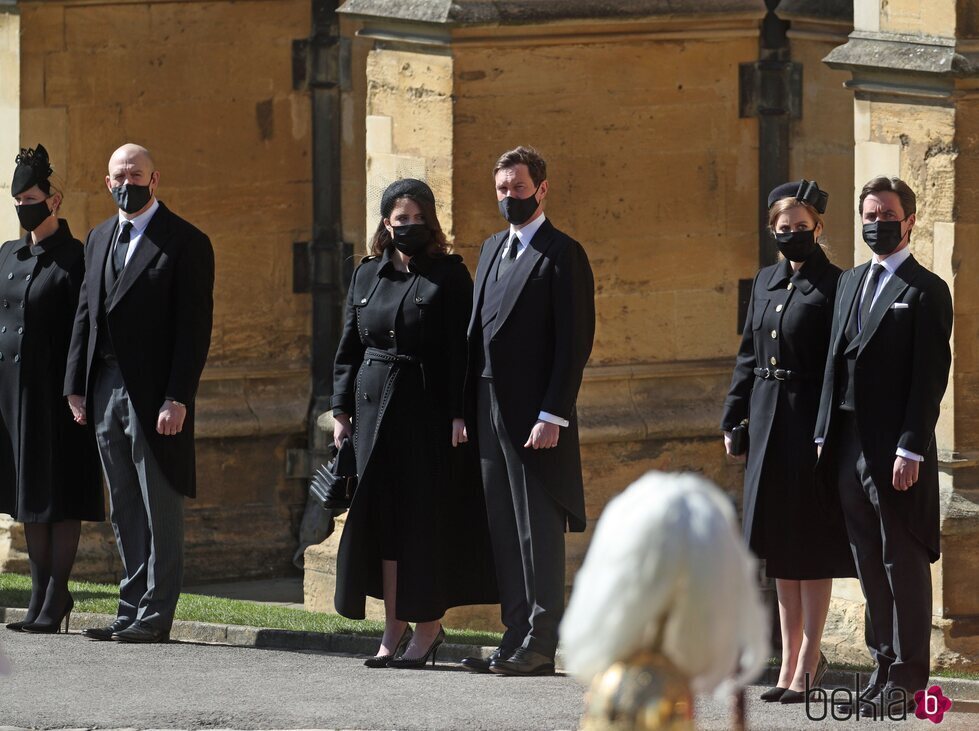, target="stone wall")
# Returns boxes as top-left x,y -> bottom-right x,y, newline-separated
1,0 -> 314,582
